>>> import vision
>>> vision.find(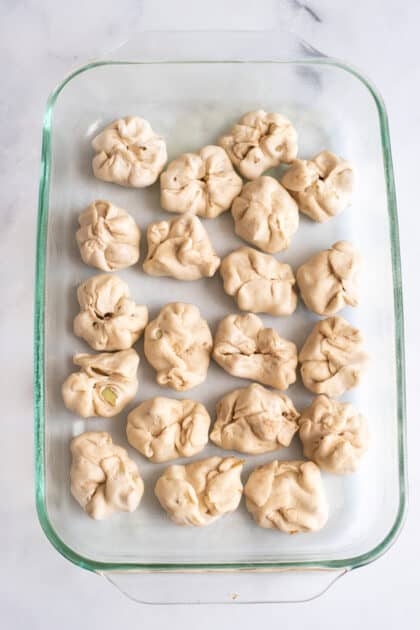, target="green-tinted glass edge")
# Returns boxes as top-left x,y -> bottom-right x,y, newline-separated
34,57 -> 407,574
